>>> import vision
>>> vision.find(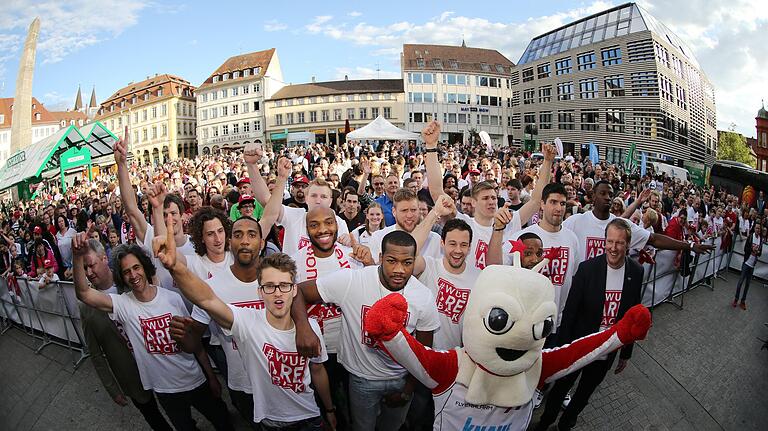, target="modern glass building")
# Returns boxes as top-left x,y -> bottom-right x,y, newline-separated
510,2 -> 717,166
